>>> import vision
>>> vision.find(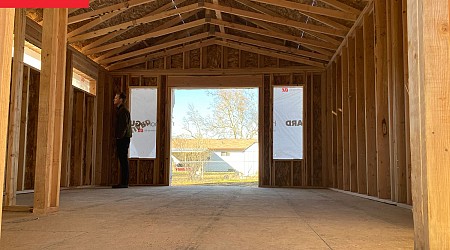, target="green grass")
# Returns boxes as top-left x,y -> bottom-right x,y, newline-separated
171,171 -> 258,186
